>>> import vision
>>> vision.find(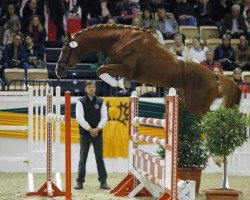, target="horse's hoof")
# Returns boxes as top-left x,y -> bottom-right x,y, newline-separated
124,79 -> 131,89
